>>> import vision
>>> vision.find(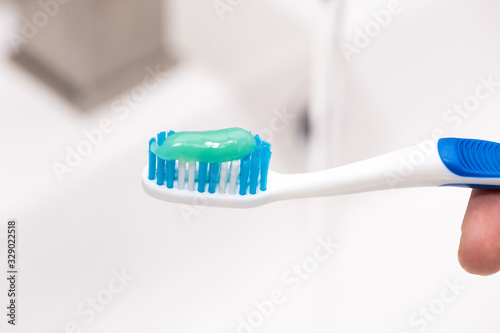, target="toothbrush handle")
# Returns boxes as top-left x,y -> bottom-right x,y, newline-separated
382,137 -> 500,190
438,138 -> 500,189
273,138 -> 500,202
